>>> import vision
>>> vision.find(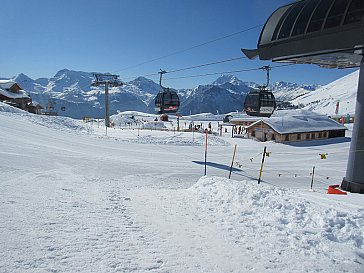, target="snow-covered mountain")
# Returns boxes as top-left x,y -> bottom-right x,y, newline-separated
270,81 -> 320,101
13,70 -> 153,119
7,69 -> 325,118
291,70 -> 359,115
